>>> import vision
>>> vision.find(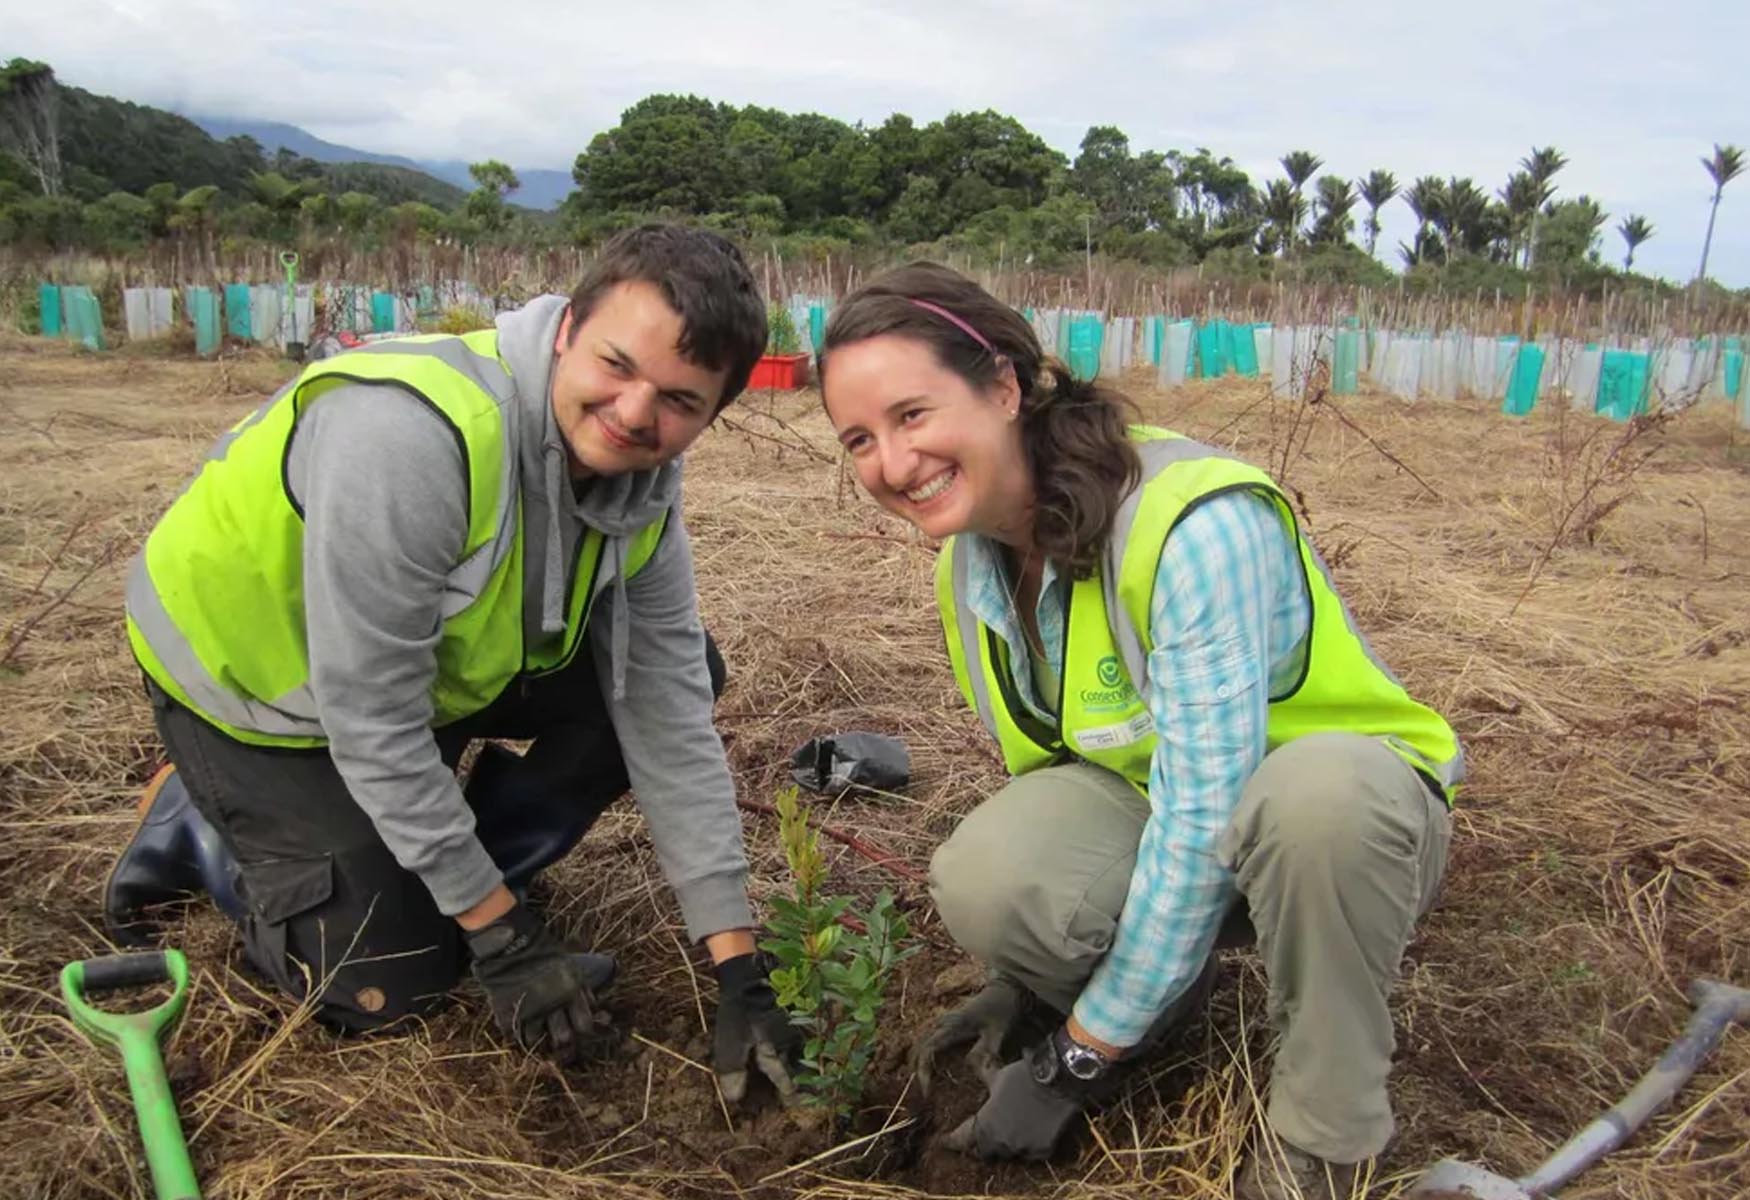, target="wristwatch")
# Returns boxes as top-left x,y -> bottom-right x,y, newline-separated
1031,1024 -> 1115,1089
